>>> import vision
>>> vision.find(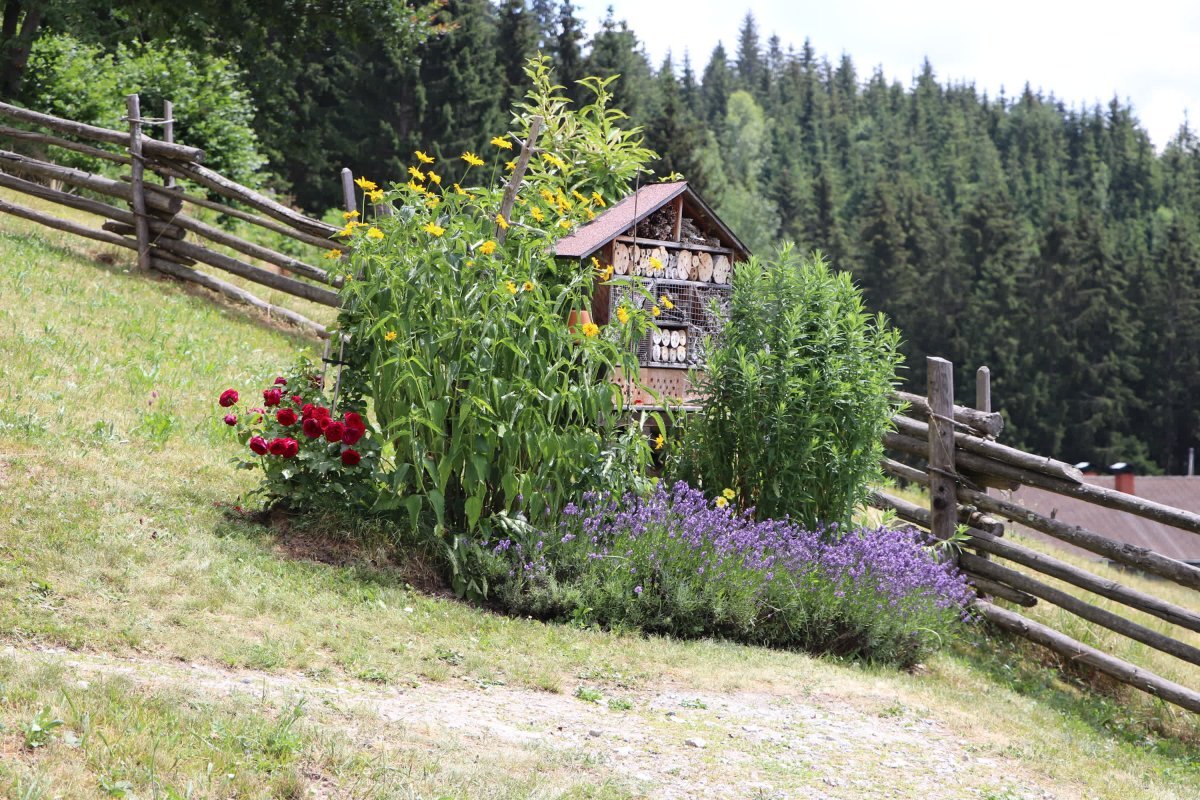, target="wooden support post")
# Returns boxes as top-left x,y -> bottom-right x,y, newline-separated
126,94 -> 151,271
162,100 -> 175,190
340,167 -> 357,217
495,115 -> 543,244
927,357 -> 957,542
330,168 -> 356,410
975,365 -> 991,414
